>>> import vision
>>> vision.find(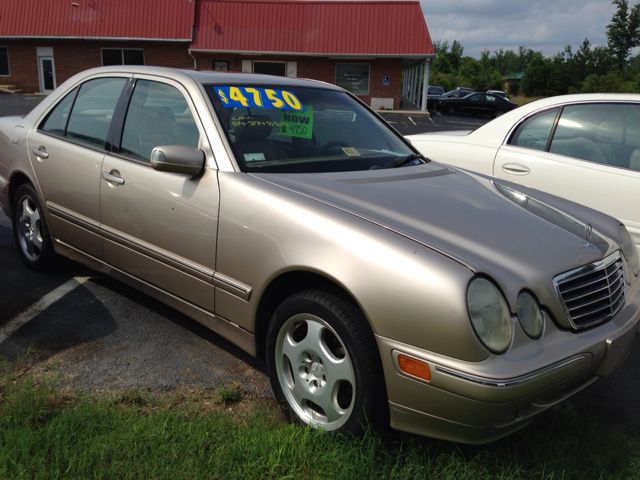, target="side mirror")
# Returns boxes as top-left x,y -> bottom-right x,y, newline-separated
150,145 -> 205,176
